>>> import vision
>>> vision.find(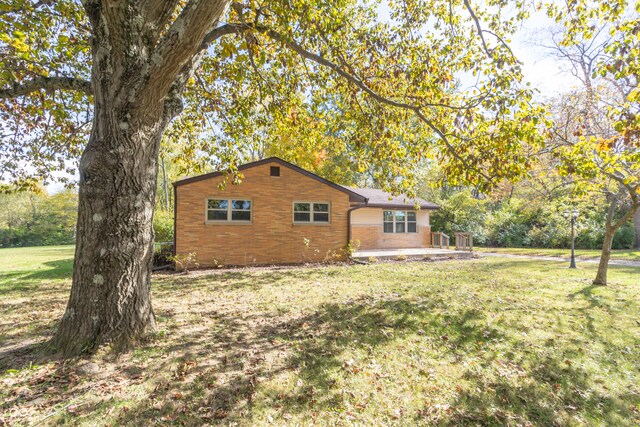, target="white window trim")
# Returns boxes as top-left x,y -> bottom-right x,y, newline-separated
205,198 -> 253,224
383,210 -> 418,233
292,201 -> 331,225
